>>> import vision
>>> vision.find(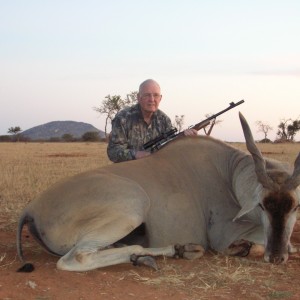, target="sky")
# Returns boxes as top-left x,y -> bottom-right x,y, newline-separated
0,0 -> 299,142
